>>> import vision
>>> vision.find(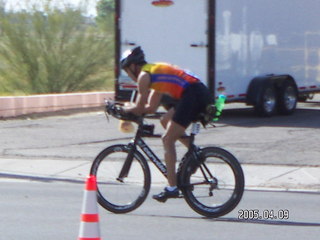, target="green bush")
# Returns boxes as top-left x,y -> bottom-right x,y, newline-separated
0,1 -> 114,95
